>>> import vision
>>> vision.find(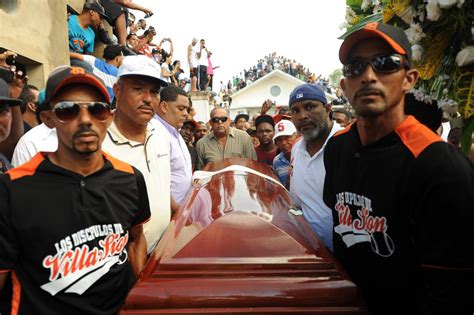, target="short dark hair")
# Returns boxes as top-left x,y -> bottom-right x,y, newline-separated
160,85 -> 188,103
103,45 -> 123,60
126,33 -> 137,40
19,85 -> 39,114
333,108 -> 351,119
